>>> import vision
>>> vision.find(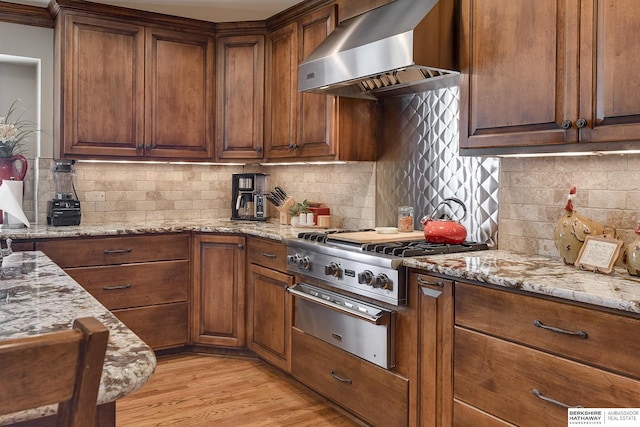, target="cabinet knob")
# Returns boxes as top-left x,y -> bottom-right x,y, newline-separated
137,144 -> 144,150
255,146 -> 262,153
288,143 -> 299,150
576,118 -> 587,128
237,243 -> 244,250
561,120 -> 572,129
